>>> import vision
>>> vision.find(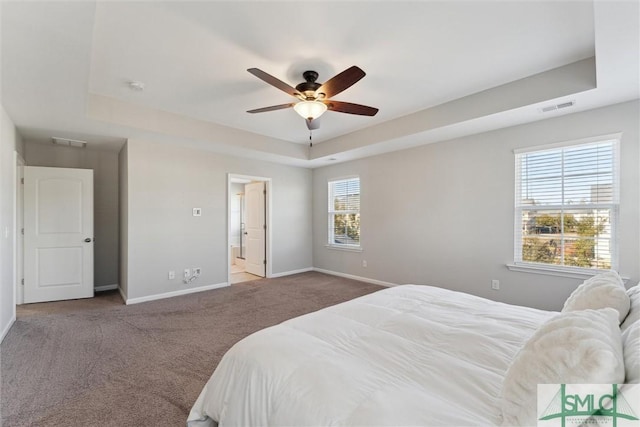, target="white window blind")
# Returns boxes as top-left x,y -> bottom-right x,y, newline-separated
328,177 -> 360,247
514,138 -> 619,270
